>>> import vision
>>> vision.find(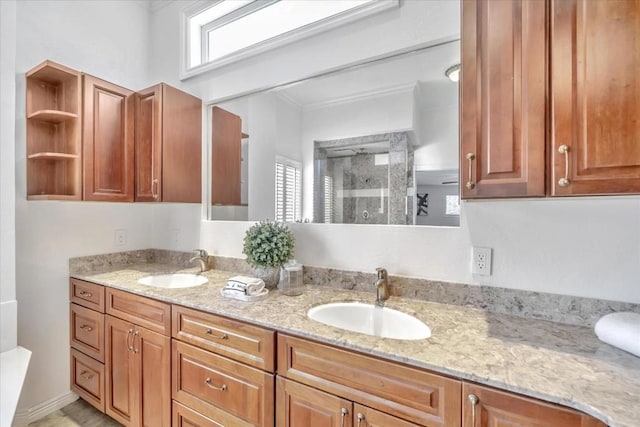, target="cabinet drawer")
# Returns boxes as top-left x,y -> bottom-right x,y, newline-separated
70,278 -> 105,312
173,340 -> 274,427
173,401 -> 224,427
106,288 -> 170,335
70,348 -> 105,413
70,303 -> 104,362
173,305 -> 275,372
278,334 -> 461,427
